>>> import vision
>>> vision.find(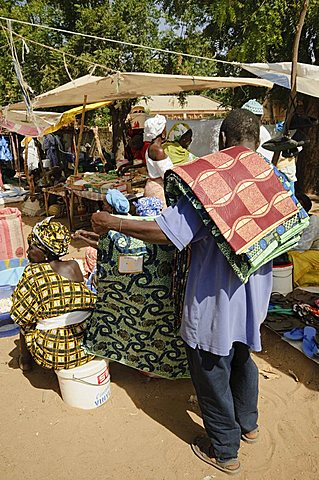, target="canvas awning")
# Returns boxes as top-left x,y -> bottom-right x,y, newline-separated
133,95 -> 227,115
7,71 -> 273,110
0,109 -> 62,137
0,101 -> 111,137
241,62 -> 319,98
